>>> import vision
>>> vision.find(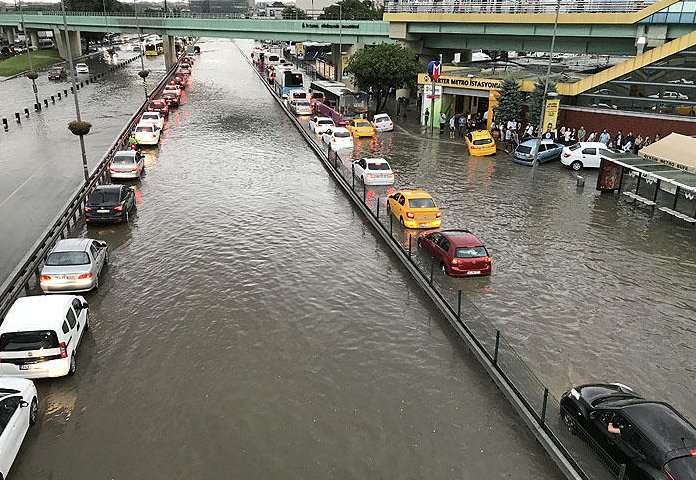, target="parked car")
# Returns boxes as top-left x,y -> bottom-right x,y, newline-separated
161,91 -> 180,107
75,63 -> 89,74
85,184 -> 136,223
47,66 -> 66,80
592,88 -> 616,95
0,295 -> 89,378
352,157 -> 395,186
287,90 -> 308,103
309,116 -> 335,135
321,127 -> 354,151
512,139 -> 564,166
418,230 -> 492,276
372,113 -> 394,132
133,122 -> 161,145
109,149 -> 144,179
172,74 -> 187,89
648,91 -> 689,100
140,111 -> 164,130
466,130 -> 496,156
40,239 -> 108,293
147,99 -> 169,117
290,99 -> 312,115
0,377 -> 38,479
560,383 -> 696,480
561,142 -> 613,170
347,118 -> 376,138
387,189 -> 442,229
668,78 -> 695,85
